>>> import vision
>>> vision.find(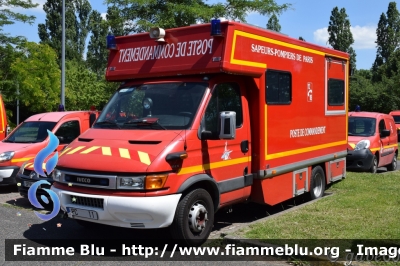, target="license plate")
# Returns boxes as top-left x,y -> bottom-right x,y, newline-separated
23,181 -> 37,188
67,207 -> 98,220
